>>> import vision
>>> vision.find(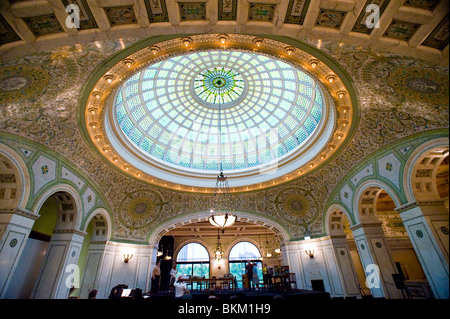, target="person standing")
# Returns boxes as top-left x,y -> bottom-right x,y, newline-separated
169,265 -> 178,292
151,259 -> 161,295
253,263 -> 259,291
174,276 -> 186,299
246,261 -> 254,291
